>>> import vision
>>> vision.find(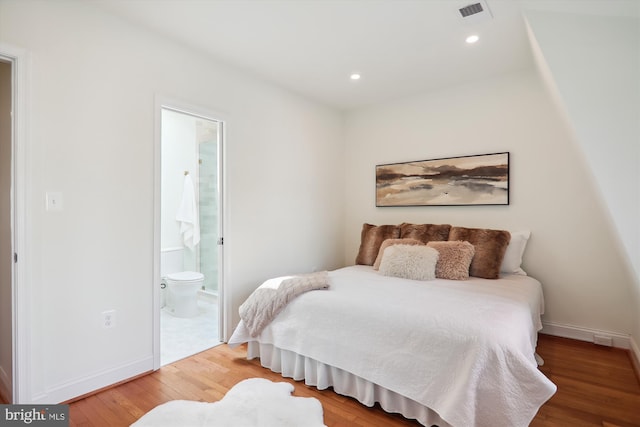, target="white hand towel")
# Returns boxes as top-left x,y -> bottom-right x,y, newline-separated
176,174 -> 200,249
